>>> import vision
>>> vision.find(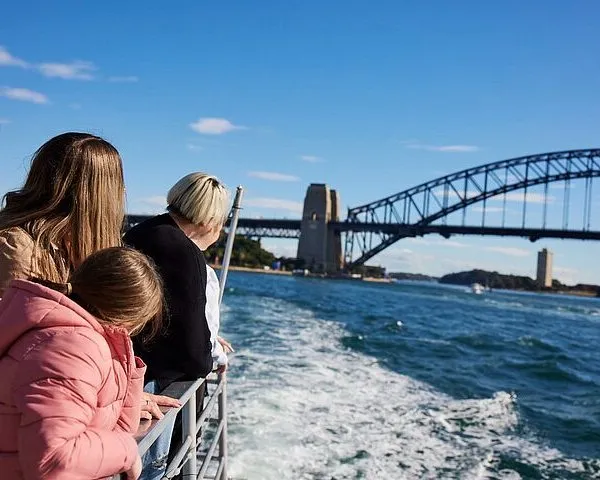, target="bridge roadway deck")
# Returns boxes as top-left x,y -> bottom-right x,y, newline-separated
125,216 -> 600,241
234,219 -> 600,241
